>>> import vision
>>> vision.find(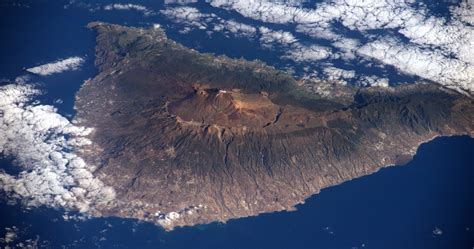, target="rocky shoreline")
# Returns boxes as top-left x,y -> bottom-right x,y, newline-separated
73,22 -> 473,230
